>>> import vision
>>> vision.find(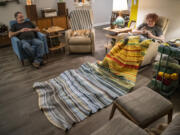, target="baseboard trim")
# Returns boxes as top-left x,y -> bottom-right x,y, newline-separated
93,22 -> 110,27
